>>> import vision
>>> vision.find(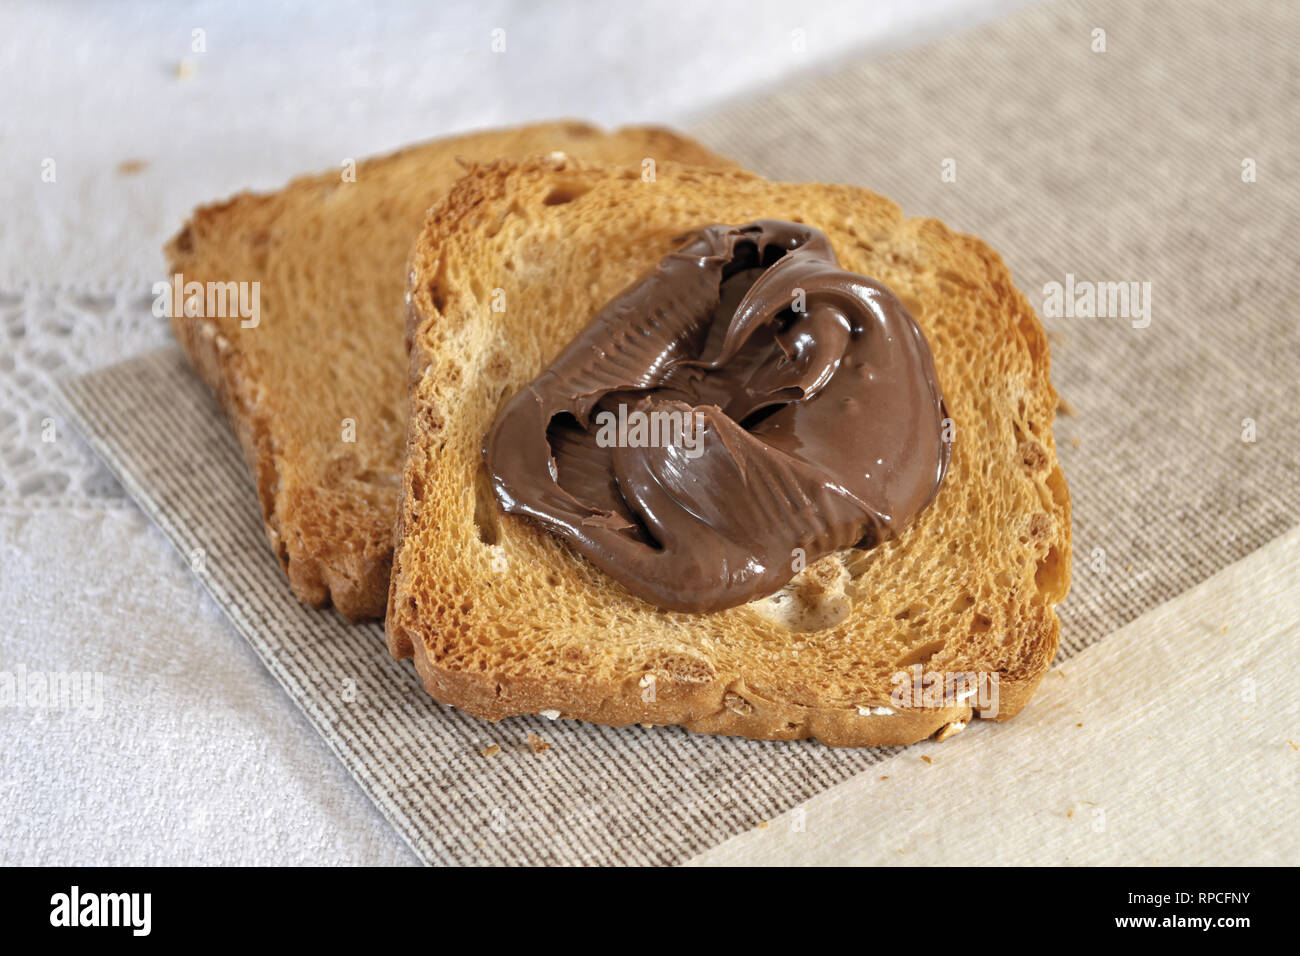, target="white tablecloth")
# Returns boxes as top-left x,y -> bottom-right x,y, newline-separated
1,0 -> 1025,865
